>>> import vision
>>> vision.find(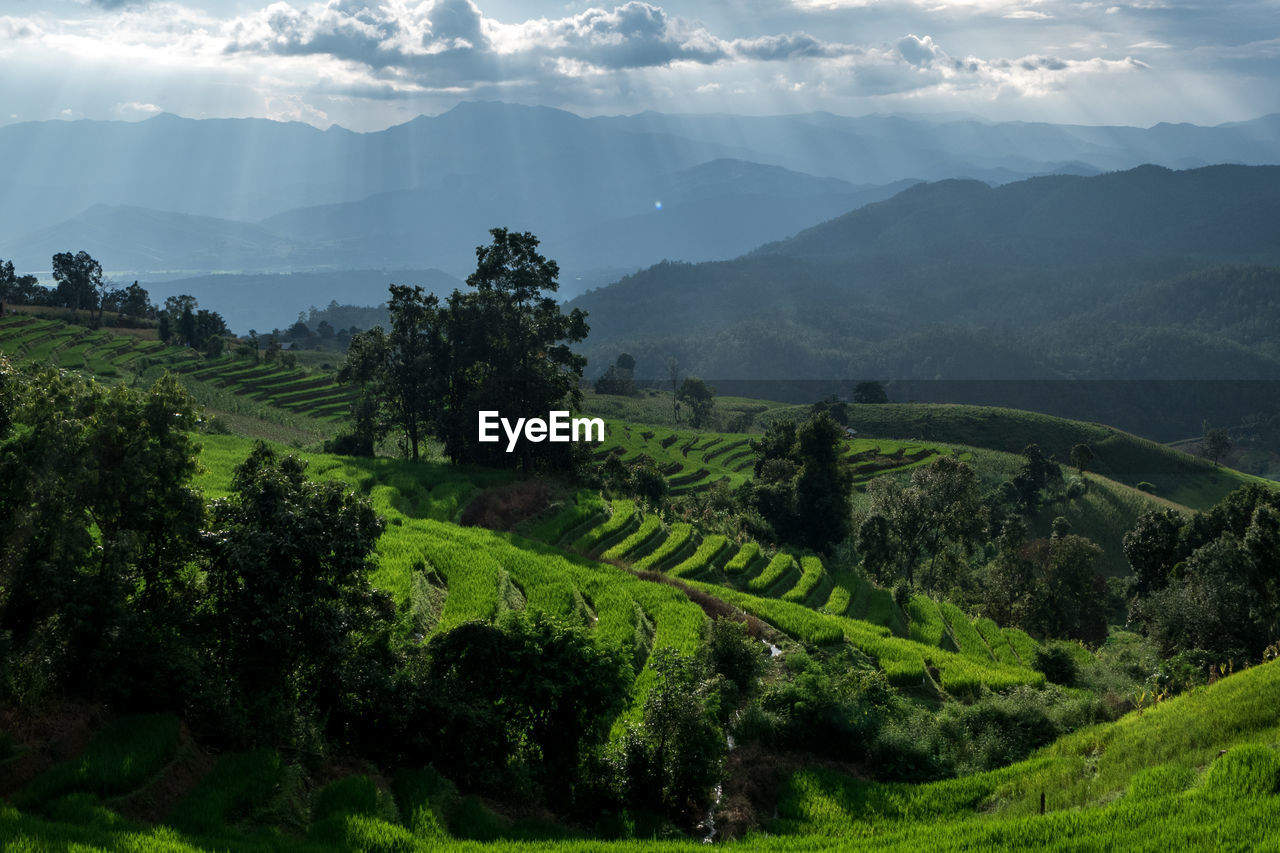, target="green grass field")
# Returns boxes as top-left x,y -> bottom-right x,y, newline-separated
6,660 -> 1277,851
